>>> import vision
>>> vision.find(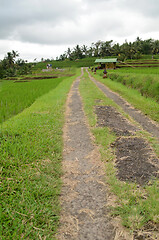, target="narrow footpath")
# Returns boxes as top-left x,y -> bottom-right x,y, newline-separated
57,69 -> 116,240
86,69 -> 159,140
